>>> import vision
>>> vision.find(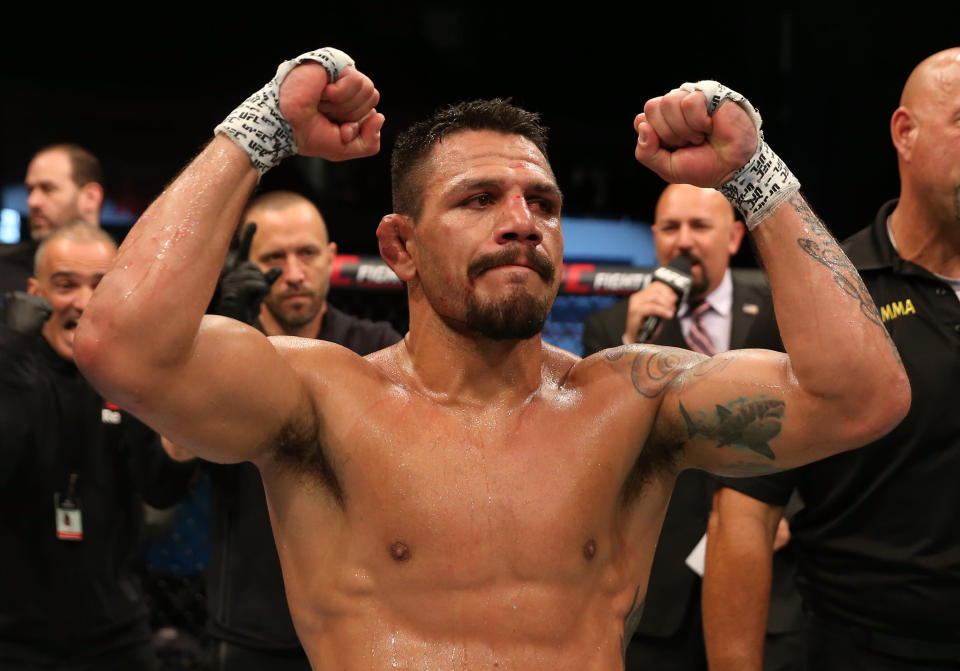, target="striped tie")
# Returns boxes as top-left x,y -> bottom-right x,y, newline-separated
686,300 -> 717,356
